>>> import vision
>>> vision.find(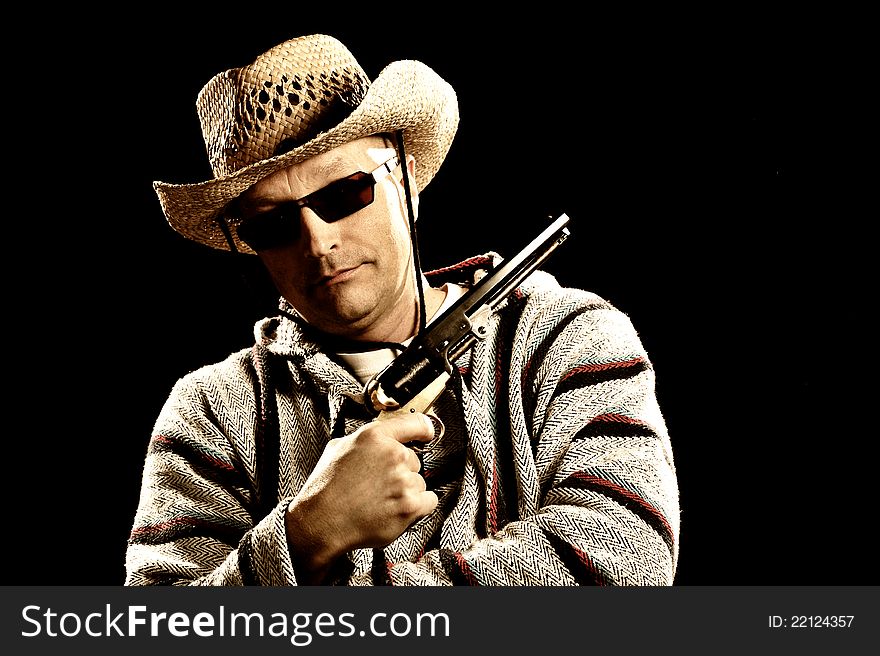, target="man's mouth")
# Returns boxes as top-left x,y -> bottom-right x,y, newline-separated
316,264 -> 361,287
